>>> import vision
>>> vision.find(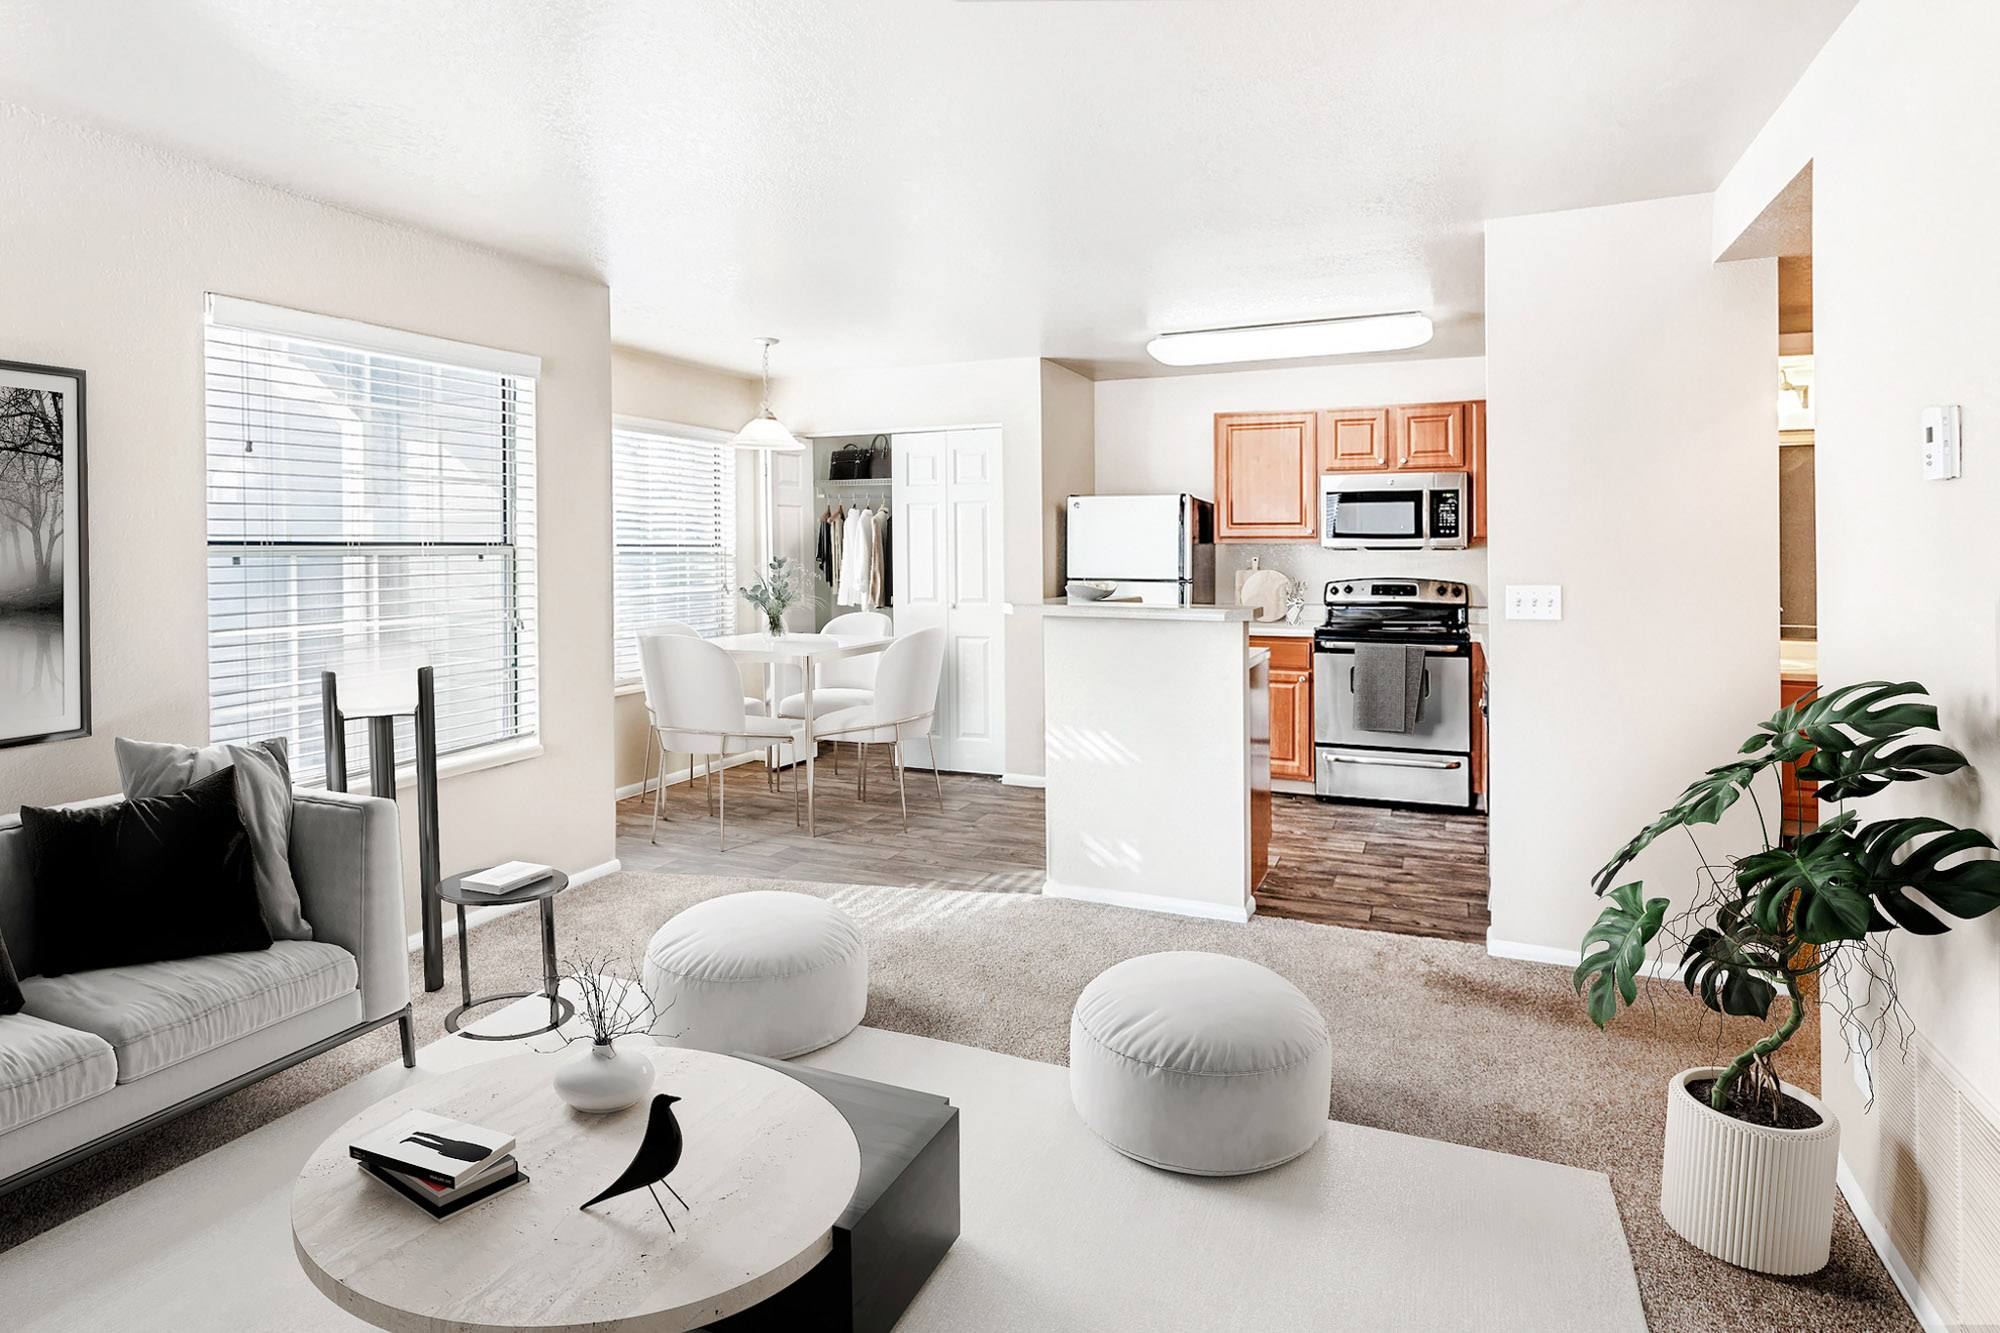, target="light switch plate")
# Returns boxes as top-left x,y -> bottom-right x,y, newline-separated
1922,405 -> 1962,480
1505,585 -> 1562,620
